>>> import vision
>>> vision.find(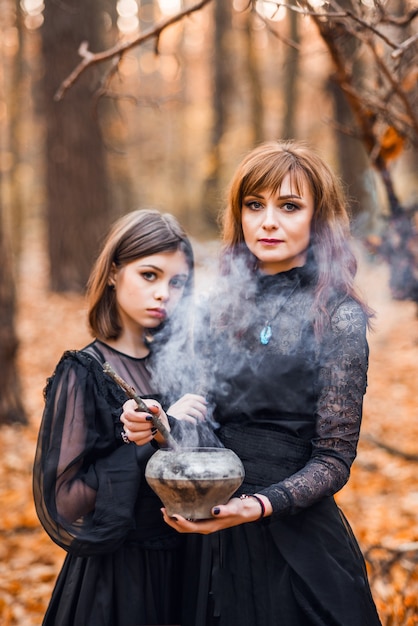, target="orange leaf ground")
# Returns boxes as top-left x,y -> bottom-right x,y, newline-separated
1,230 -> 417,625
